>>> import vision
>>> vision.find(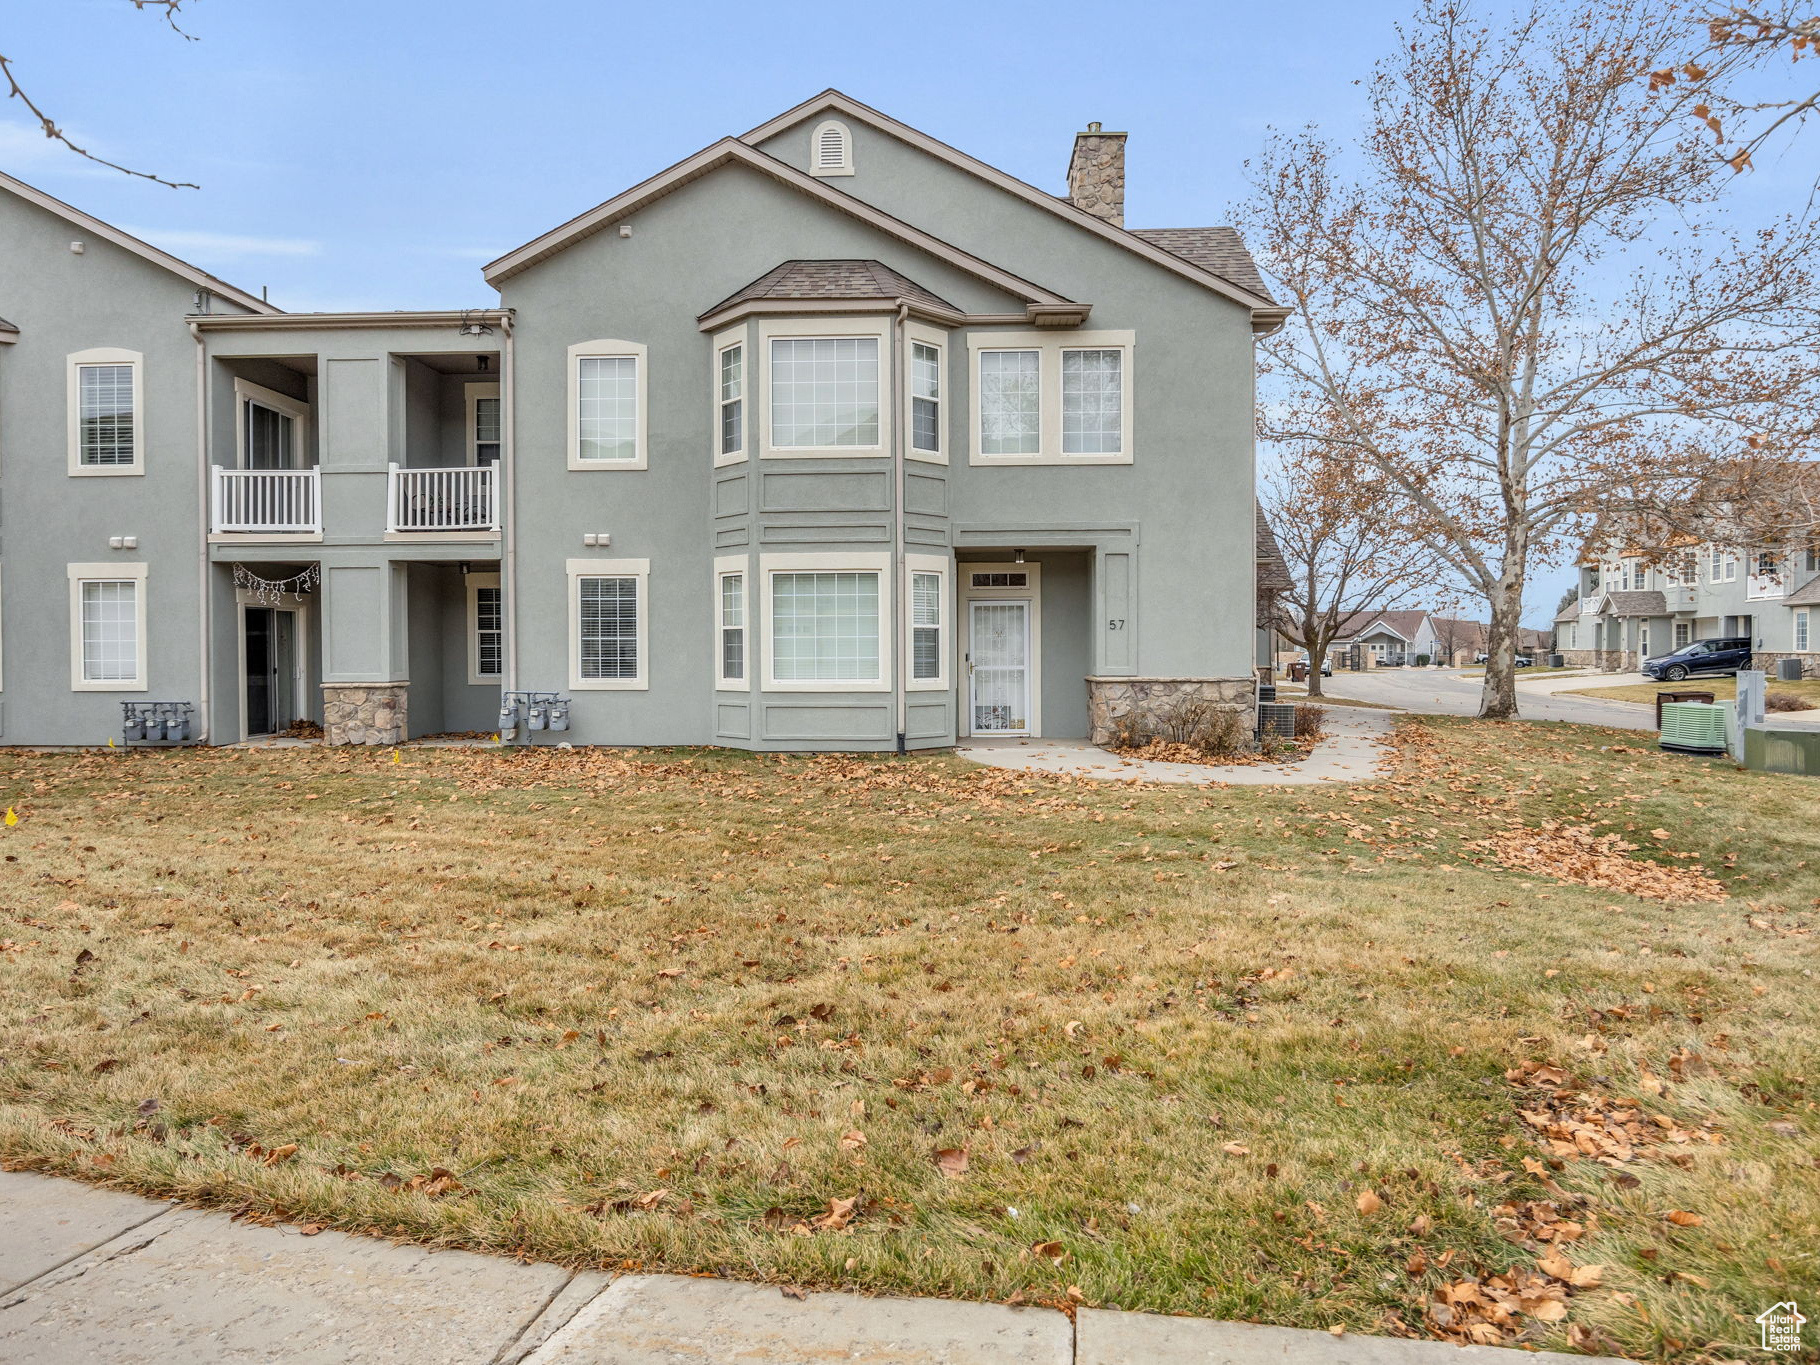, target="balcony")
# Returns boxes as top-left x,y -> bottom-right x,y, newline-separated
386,464 -> 498,533
212,467 -> 320,534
